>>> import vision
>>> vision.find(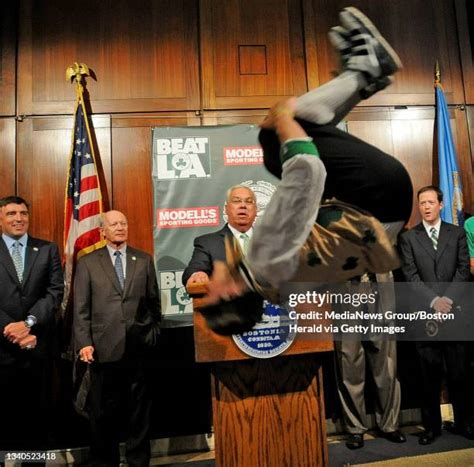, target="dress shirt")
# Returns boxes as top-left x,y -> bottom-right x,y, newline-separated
422,219 -> 441,239
228,225 -> 253,253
